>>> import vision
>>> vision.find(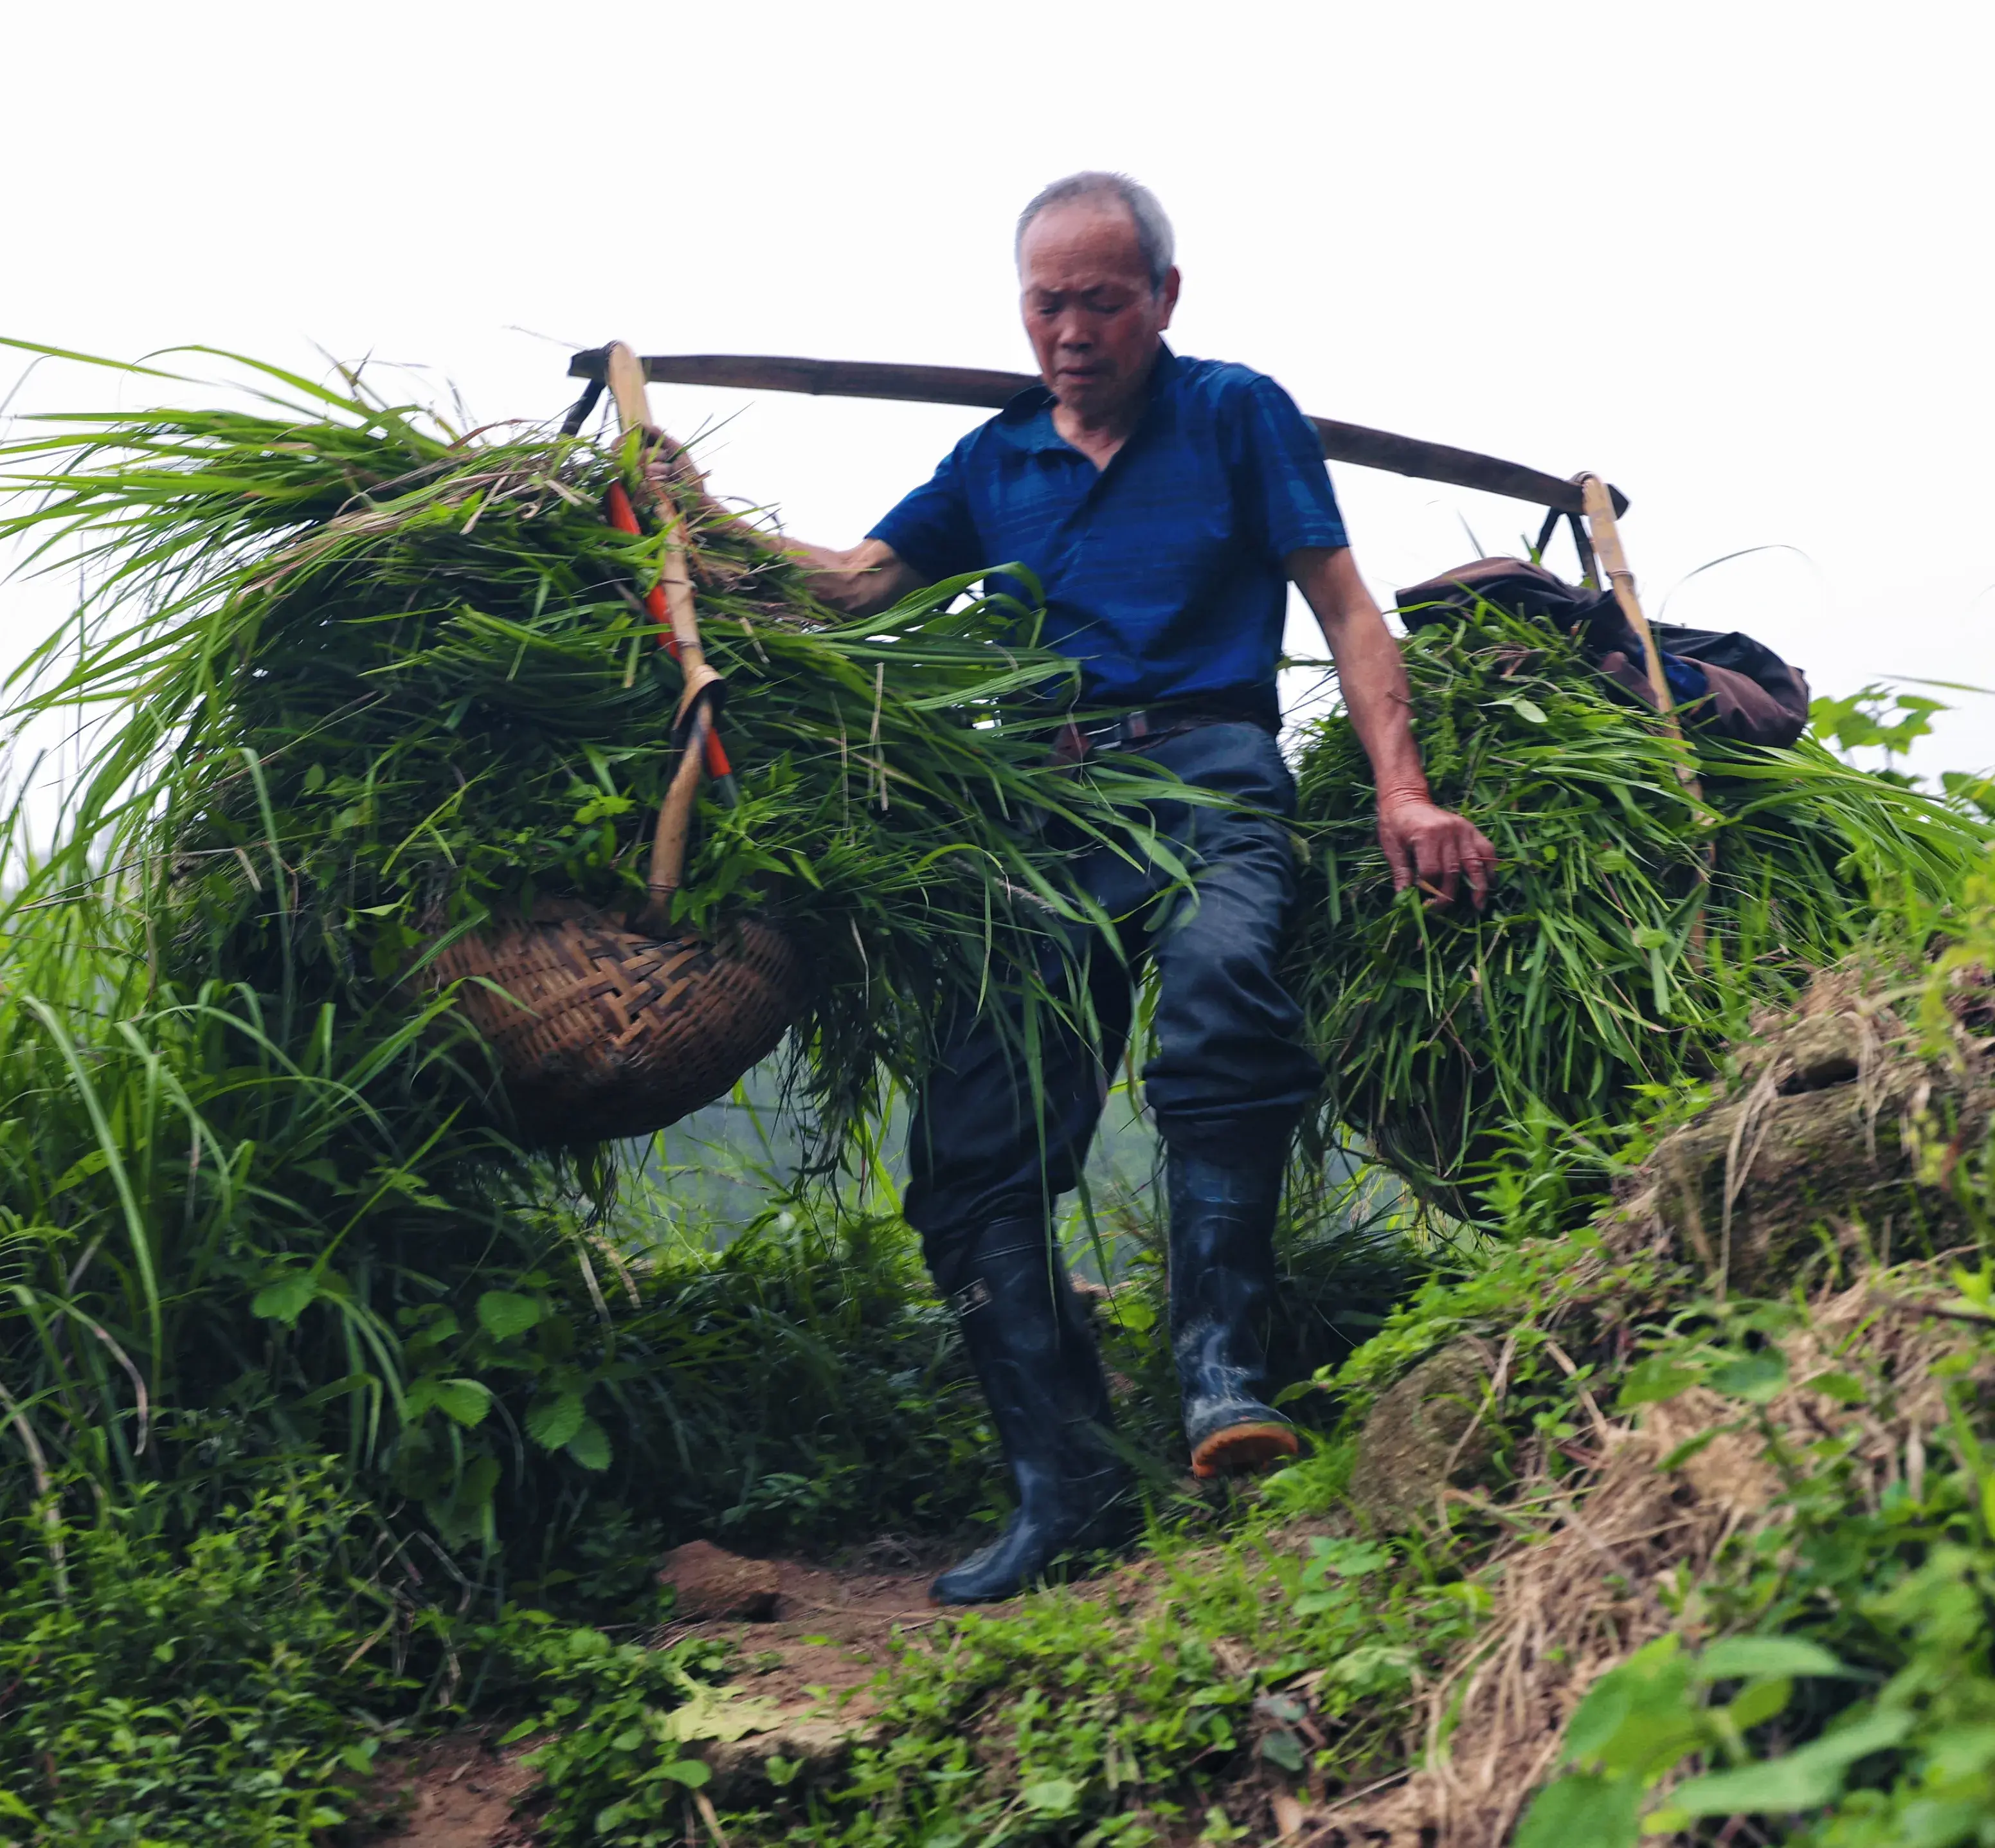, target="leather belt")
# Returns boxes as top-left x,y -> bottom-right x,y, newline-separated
1051,704 -> 1273,766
